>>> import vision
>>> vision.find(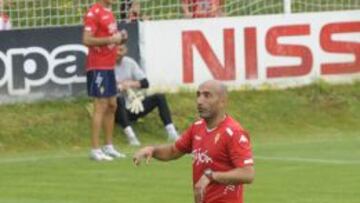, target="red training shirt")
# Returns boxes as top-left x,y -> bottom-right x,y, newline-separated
83,3 -> 118,71
175,115 -> 254,203
183,0 -> 221,18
